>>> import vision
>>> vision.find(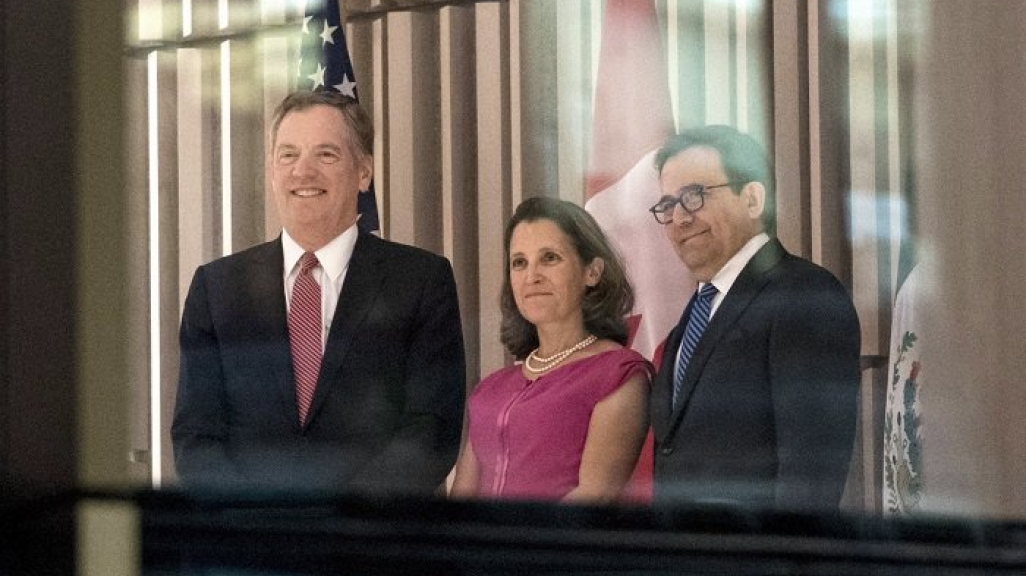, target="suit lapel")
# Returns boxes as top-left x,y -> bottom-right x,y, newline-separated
240,238 -> 299,426
659,238 -> 788,446
651,301 -> 692,439
305,233 -> 386,424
